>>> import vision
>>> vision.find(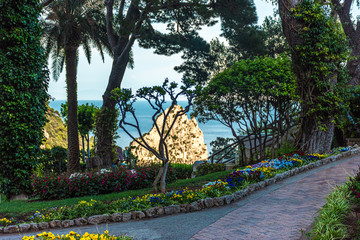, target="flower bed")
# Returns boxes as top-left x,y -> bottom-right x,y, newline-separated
22,230 -> 132,240
32,164 -> 177,200
1,146 -> 357,235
